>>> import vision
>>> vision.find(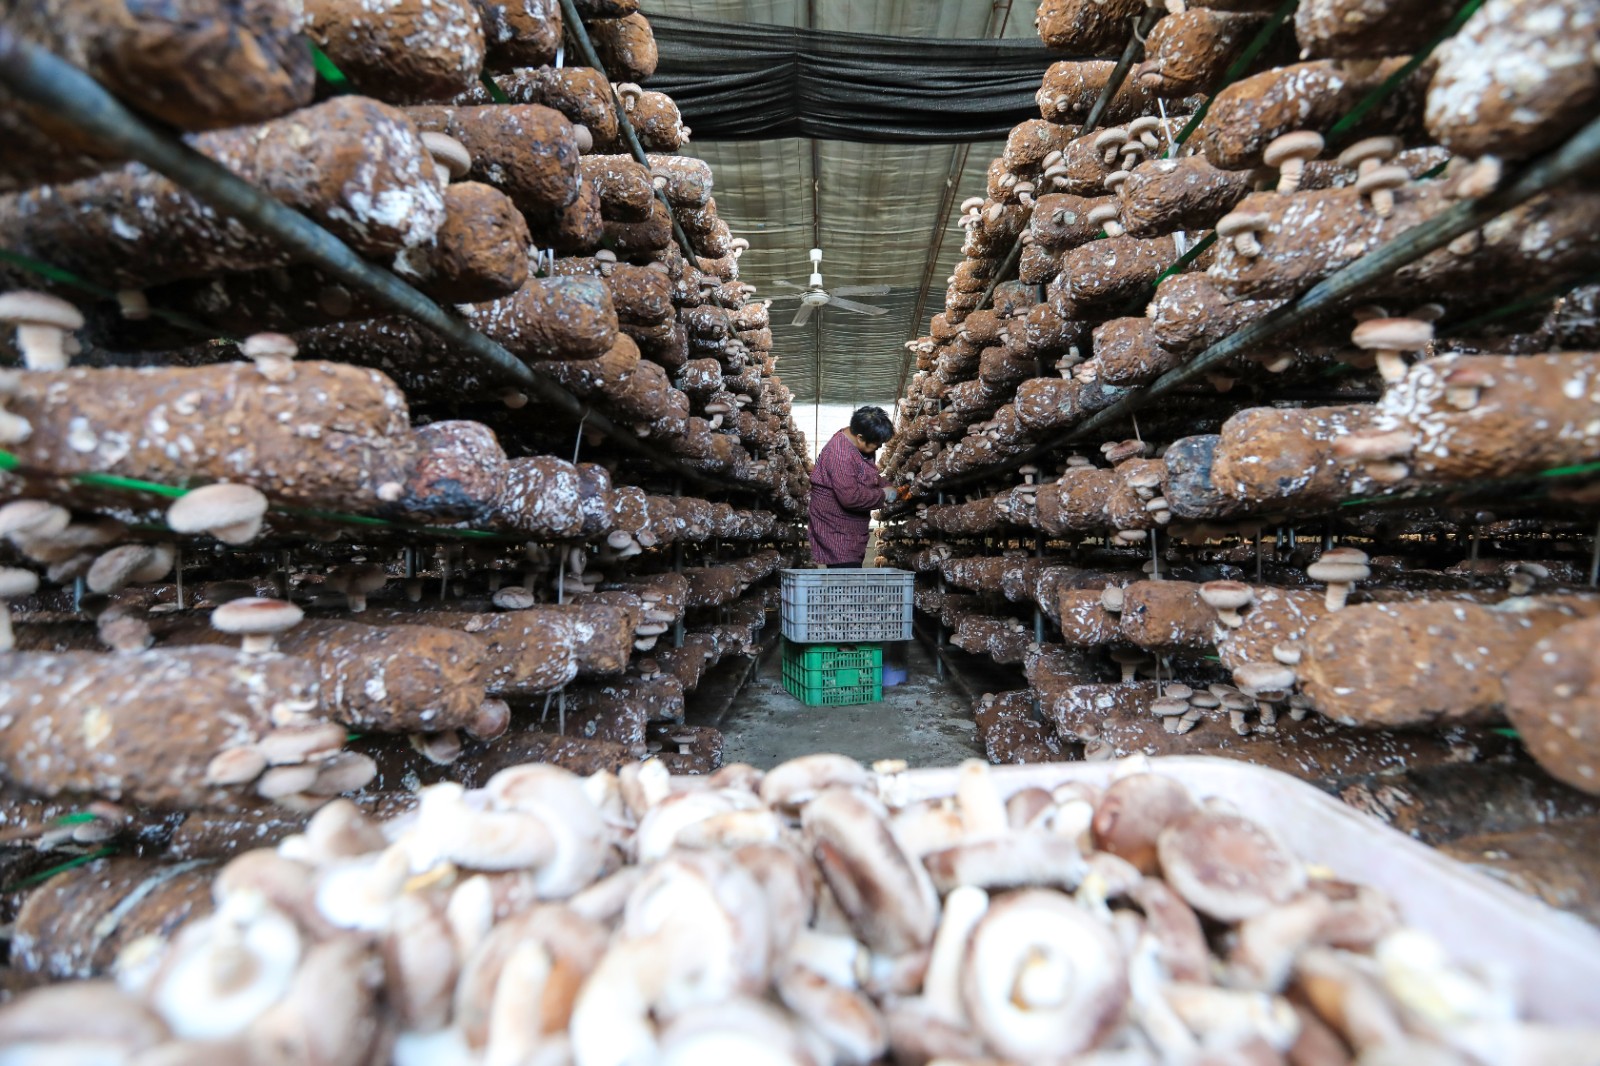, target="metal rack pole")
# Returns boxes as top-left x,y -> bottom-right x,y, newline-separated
556,0 -> 699,263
